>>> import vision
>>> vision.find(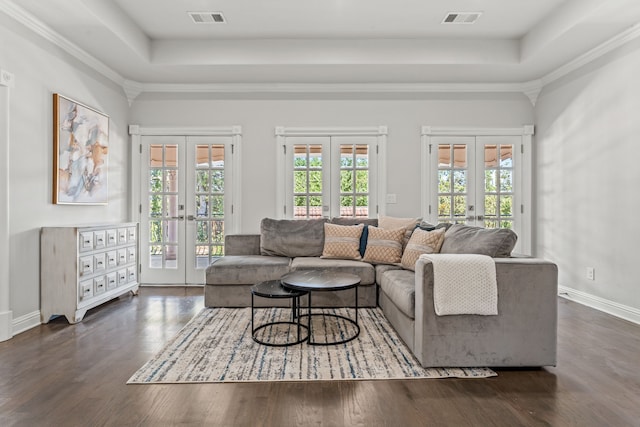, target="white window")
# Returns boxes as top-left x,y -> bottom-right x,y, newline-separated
421,126 -> 533,254
276,127 -> 387,219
